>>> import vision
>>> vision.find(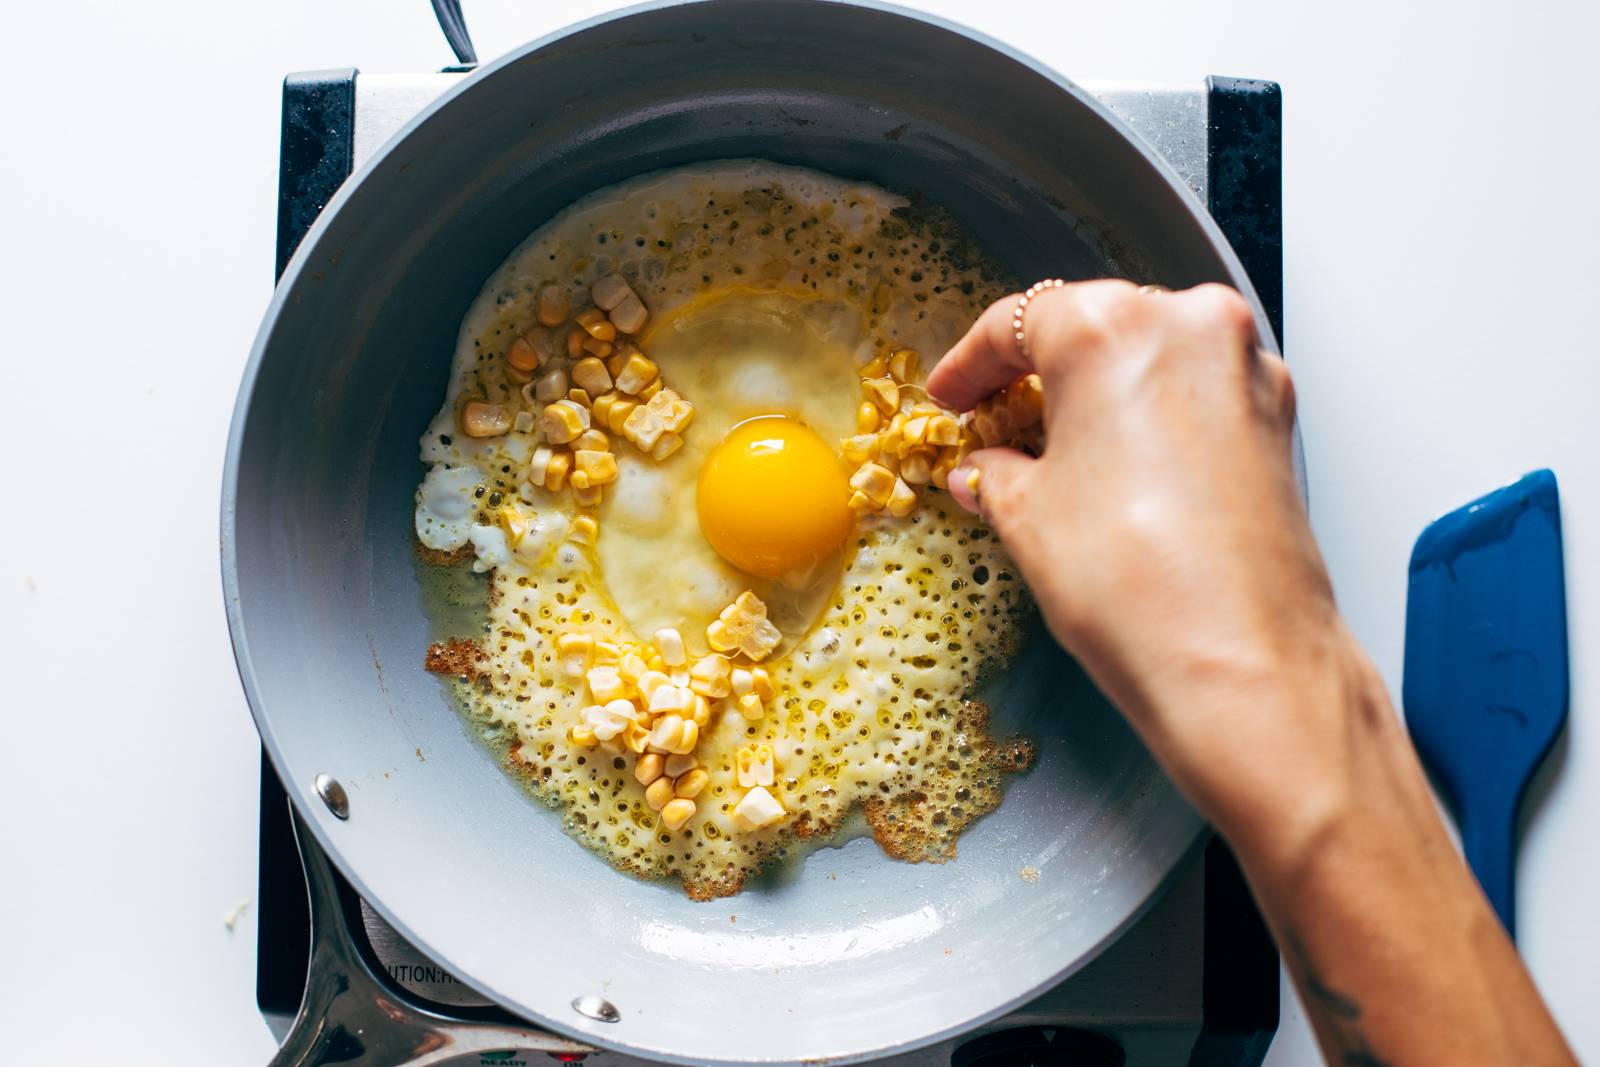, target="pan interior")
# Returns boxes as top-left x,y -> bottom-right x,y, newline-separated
226,4 -> 1241,1063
